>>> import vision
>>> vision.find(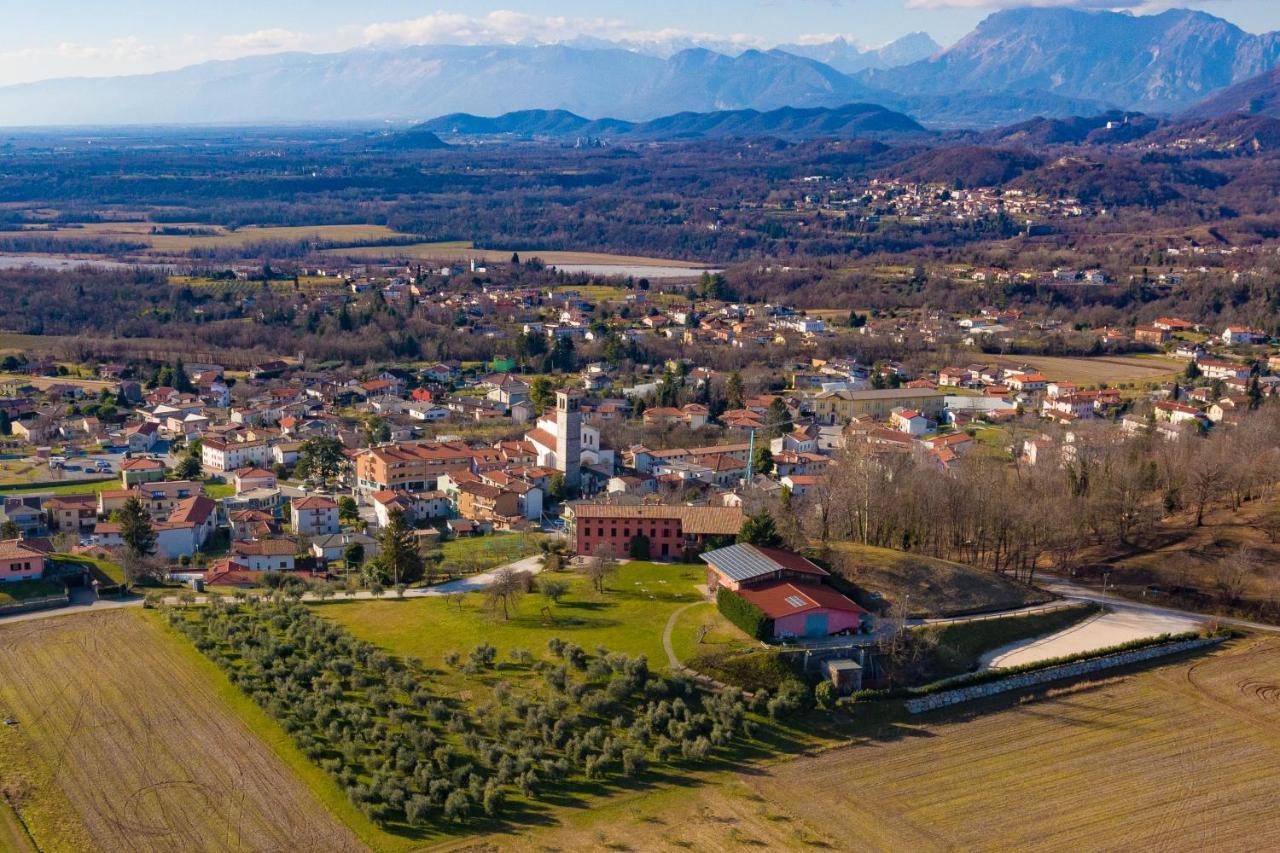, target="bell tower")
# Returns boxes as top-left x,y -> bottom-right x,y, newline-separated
555,388 -> 582,491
